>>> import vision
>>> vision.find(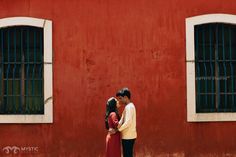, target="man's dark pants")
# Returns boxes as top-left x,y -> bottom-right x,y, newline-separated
122,139 -> 136,157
